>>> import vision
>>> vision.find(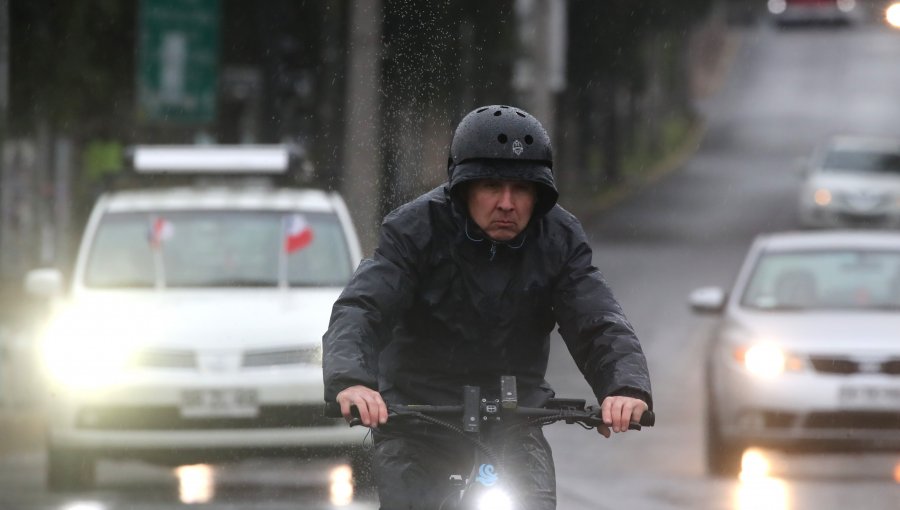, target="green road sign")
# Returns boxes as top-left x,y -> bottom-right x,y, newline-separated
137,0 -> 220,124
